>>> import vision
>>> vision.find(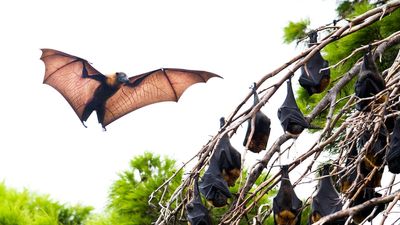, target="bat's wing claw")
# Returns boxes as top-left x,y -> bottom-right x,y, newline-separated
82,121 -> 87,128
